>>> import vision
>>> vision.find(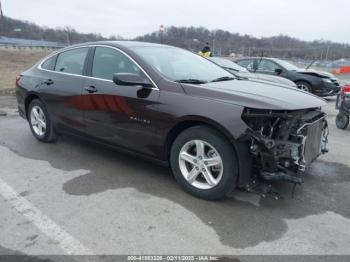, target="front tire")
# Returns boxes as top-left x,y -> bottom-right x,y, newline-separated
28,99 -> 57,142
296,81 -> 312,93
170,126 -> 238,200
336,113 -> 349,129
